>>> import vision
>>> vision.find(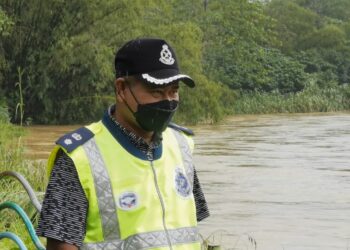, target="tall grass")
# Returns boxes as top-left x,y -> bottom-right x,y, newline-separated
0,113 -> 47,249
15,67 -> 25,126
233,83 -> 350,114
